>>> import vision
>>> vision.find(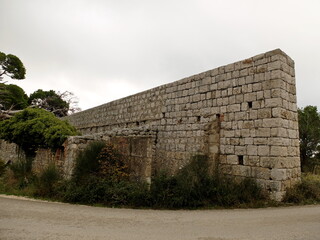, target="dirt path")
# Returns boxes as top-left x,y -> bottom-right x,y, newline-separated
1,195 -> 320,240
